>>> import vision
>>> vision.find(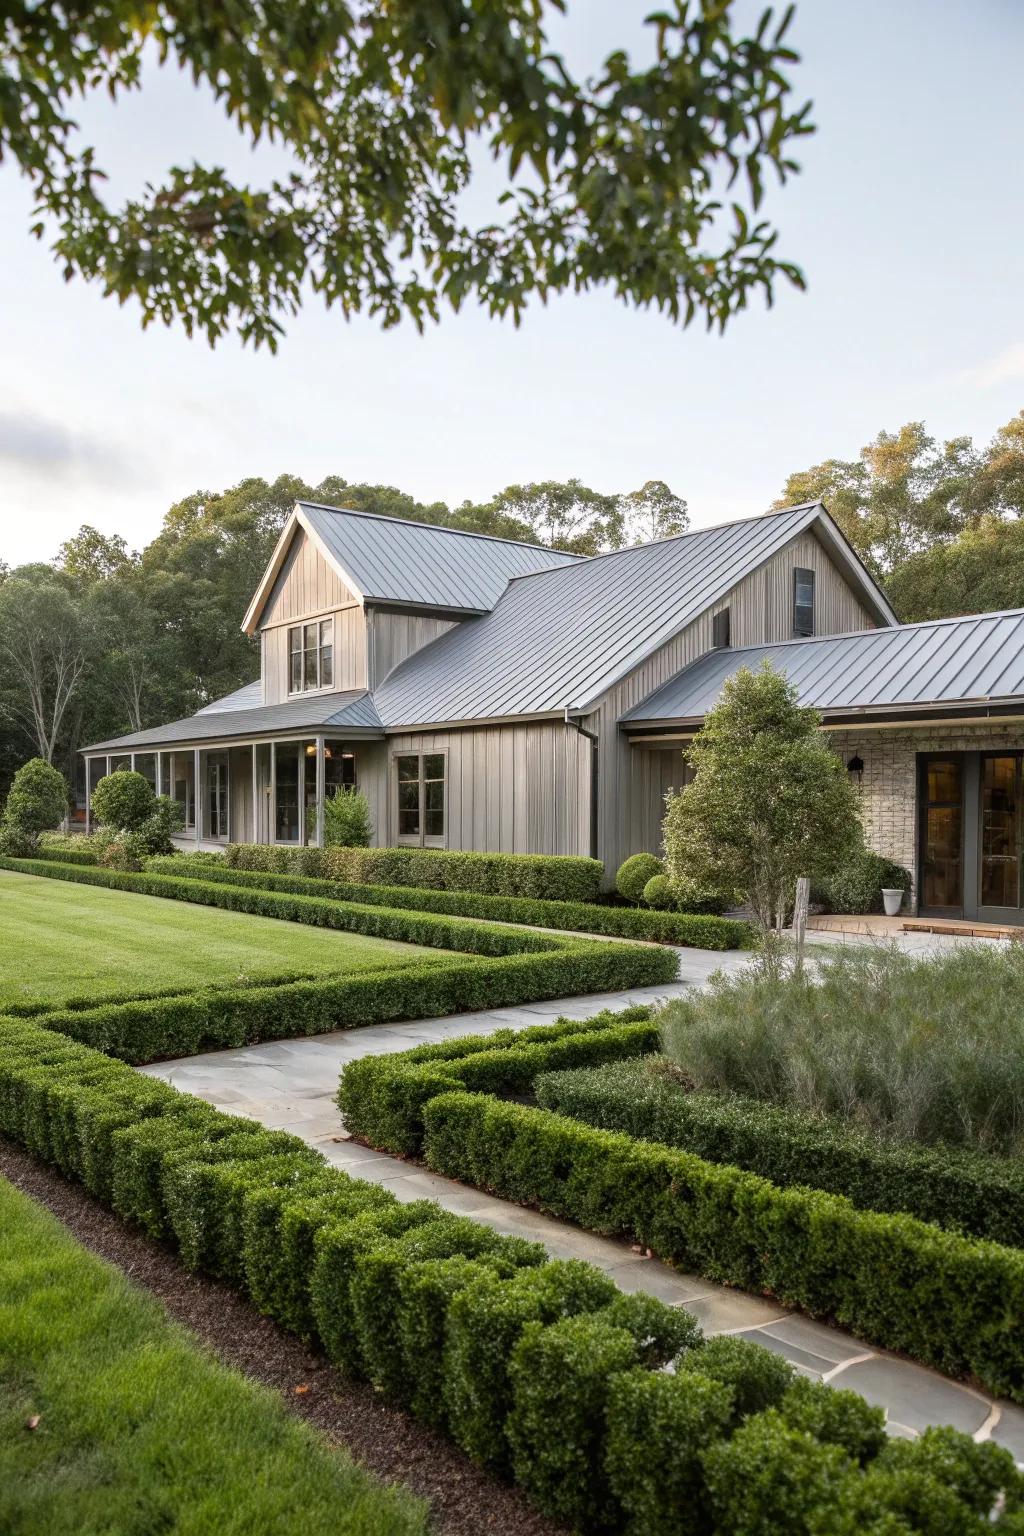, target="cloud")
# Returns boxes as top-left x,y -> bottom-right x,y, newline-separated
0,408 -> 141,484
959,342 -> 1024,390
